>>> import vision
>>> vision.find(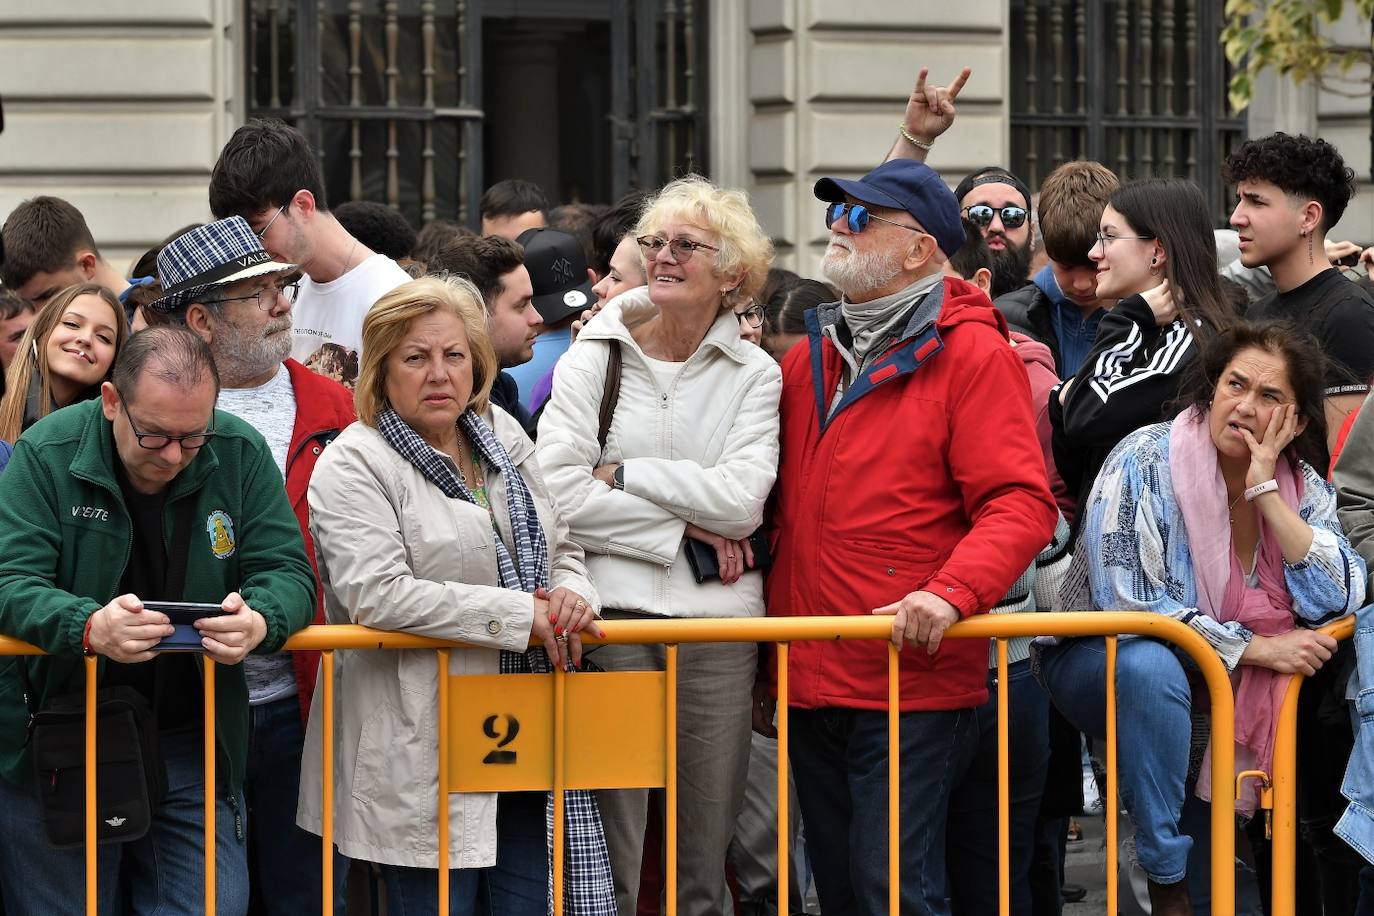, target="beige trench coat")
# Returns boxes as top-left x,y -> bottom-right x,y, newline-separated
296,407 -> 597,868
